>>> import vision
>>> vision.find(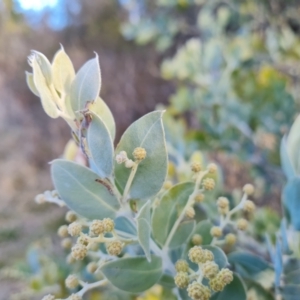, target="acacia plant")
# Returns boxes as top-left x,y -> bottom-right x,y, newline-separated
27,47 -> 264,300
